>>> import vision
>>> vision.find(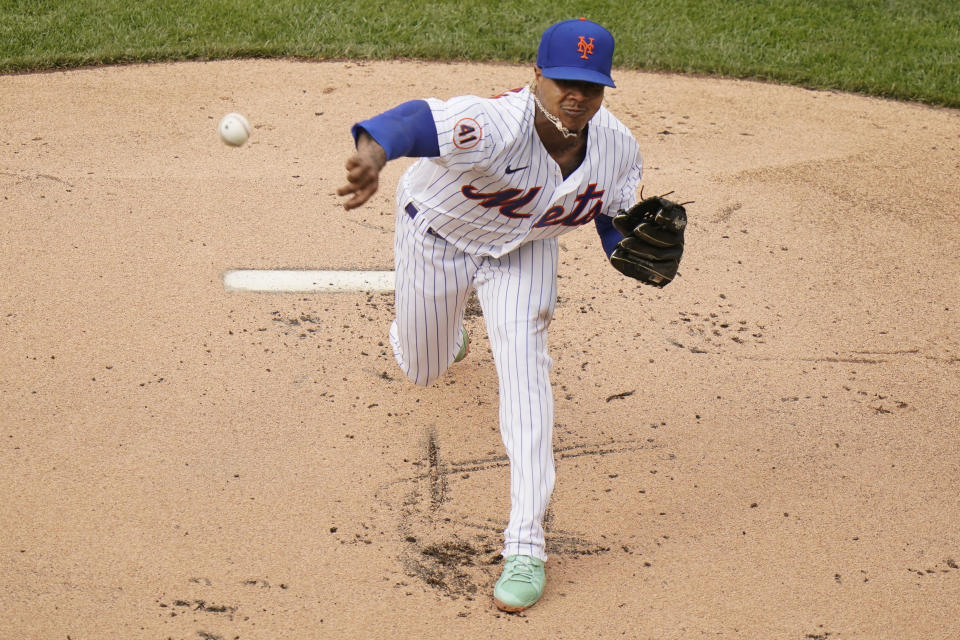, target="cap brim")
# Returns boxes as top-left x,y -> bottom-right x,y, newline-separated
541,66 -> 615,88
